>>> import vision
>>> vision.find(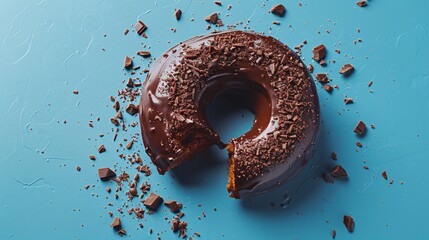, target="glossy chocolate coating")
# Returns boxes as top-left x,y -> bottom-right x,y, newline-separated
139,30 -> 320,198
